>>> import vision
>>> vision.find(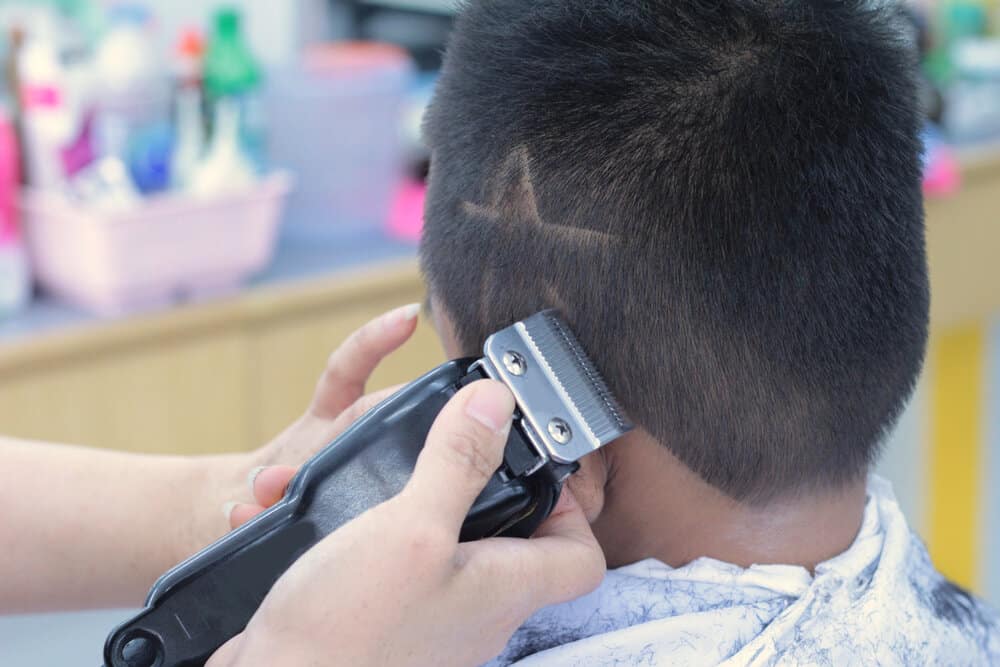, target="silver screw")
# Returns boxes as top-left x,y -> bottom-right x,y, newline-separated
503,351 -> 527,376
548,418 -> 572,444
